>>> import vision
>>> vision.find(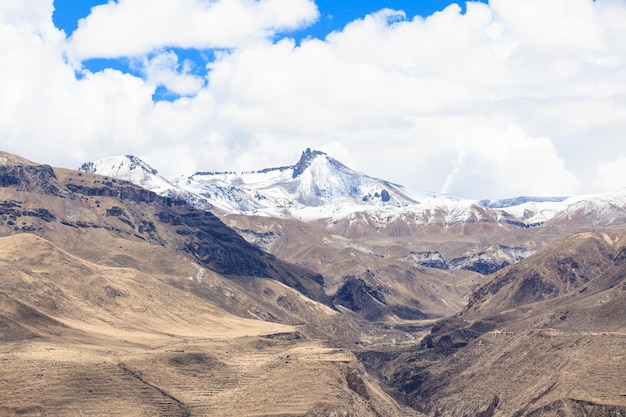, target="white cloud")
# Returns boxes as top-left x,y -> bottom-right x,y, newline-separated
1,0 -> 626,199
441,124 -> 578,198
67,0 -> 319,62
597,154 -> 626,193
0,0 -> 156,164
142,51 -> 205,96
